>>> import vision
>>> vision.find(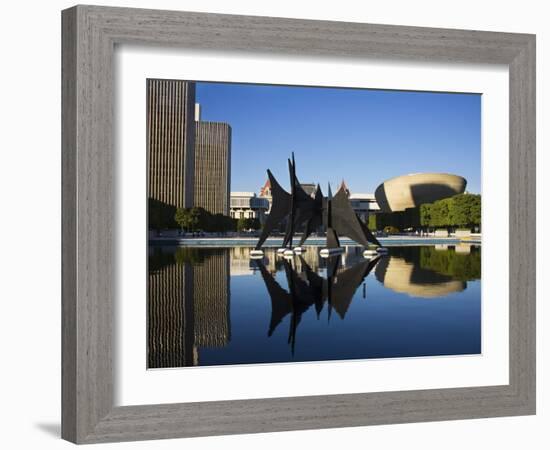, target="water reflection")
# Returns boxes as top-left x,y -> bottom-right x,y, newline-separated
374,245 -> 480,298
148,244 -> 481,368
254,254 -> 380,354
148,247 -> 230,368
